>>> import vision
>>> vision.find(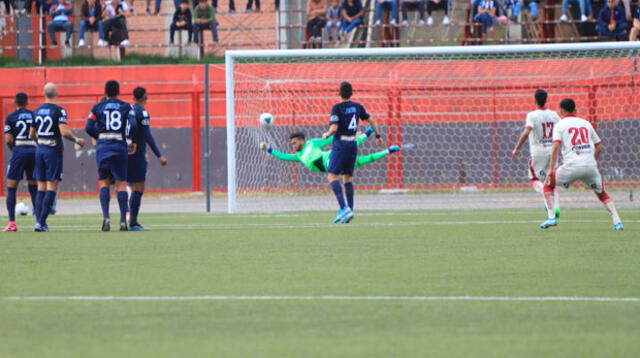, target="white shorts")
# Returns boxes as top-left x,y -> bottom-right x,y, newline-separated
552,165 -> 604,193
528,153 -> 551,181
